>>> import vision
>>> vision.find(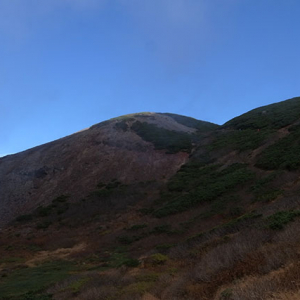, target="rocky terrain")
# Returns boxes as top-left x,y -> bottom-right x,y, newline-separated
0,113 -> 214,226
1,98 -> 300,300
